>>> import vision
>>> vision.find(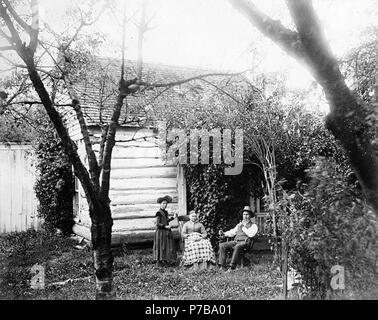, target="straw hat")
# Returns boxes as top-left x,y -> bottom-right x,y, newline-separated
157,195 -> 173,204
242,206 -> 254,215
